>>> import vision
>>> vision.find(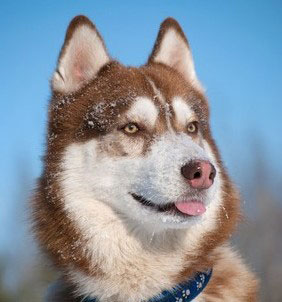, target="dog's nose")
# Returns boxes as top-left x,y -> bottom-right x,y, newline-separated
181,160 -> 216,189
